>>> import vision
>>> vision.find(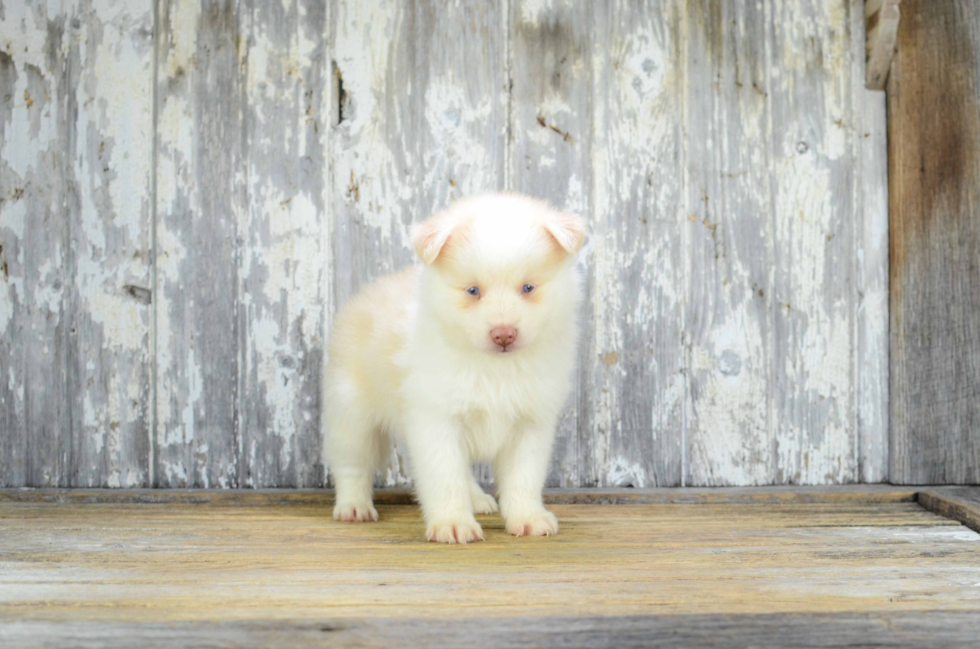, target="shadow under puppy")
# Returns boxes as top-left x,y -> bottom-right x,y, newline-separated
324,194 -> 585,543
